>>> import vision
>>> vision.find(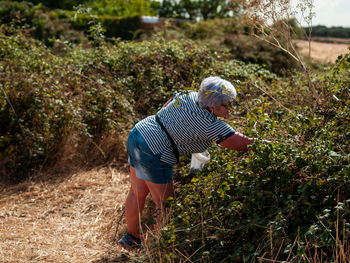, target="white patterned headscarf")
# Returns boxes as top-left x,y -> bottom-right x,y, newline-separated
198,76 -> 237,108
